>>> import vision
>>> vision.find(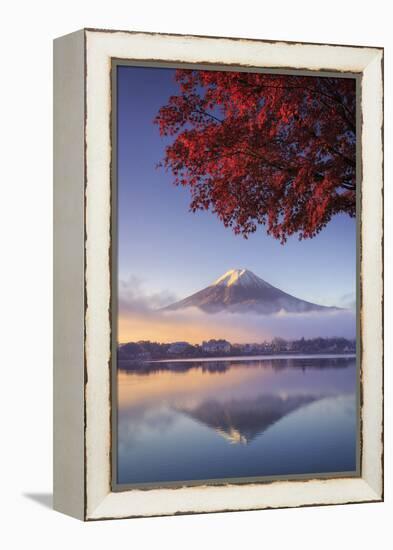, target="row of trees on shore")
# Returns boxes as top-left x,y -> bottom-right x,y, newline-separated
118,337 -> 356,362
